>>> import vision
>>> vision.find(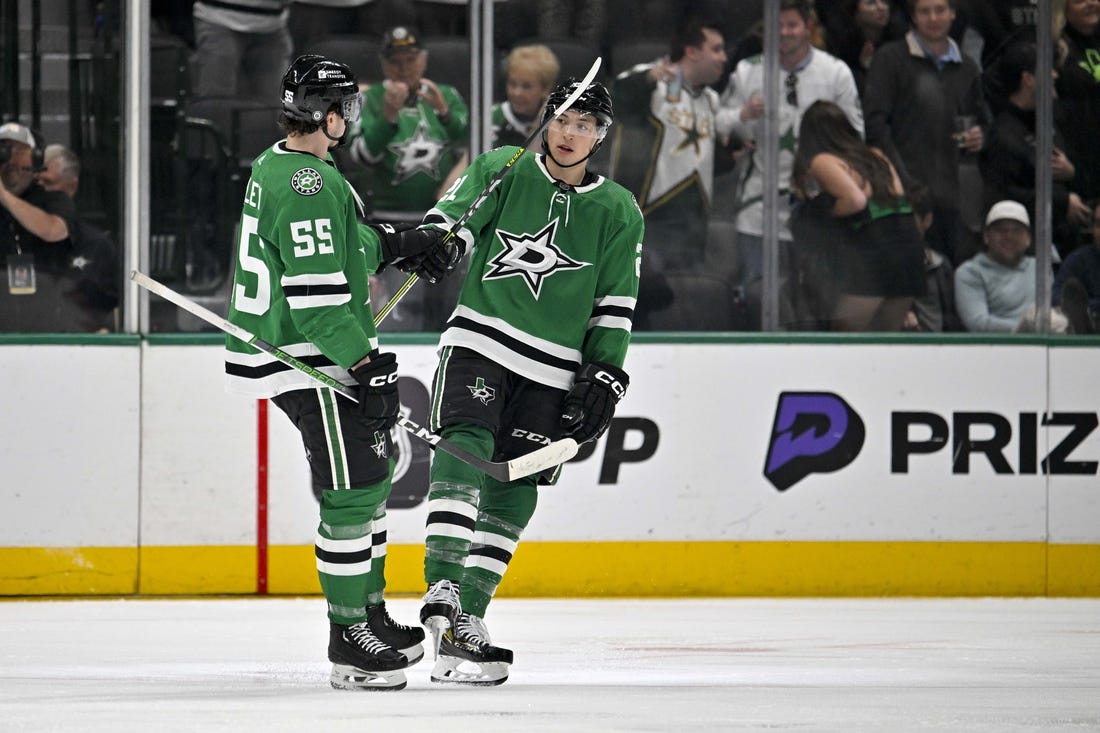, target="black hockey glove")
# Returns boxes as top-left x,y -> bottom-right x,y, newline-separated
398,233 -> 464,283
372,224 -> 463,283
559,362 -> 629,444
348,351 -> 400,431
